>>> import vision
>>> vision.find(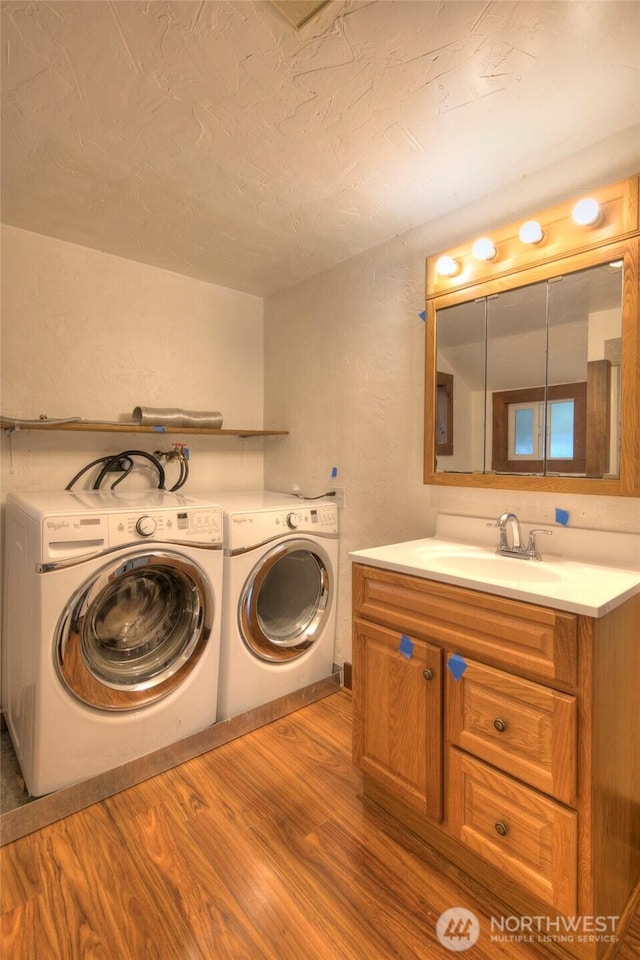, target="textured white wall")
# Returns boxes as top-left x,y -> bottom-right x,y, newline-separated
1,226 -> 266,498
264,139 -> 640,667
264,238 -> 437,667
